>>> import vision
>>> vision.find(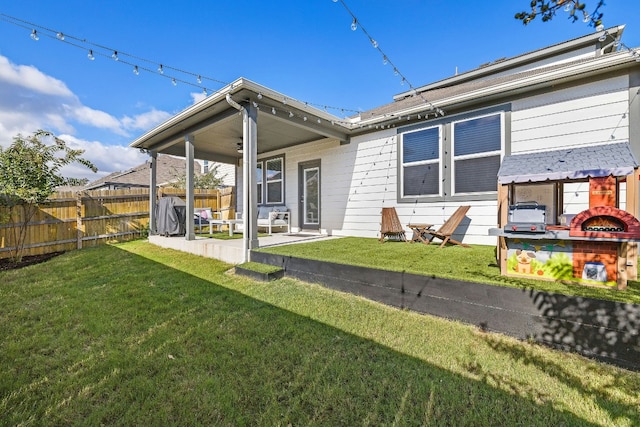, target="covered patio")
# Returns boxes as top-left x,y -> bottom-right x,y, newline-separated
130,78 -> 351,262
